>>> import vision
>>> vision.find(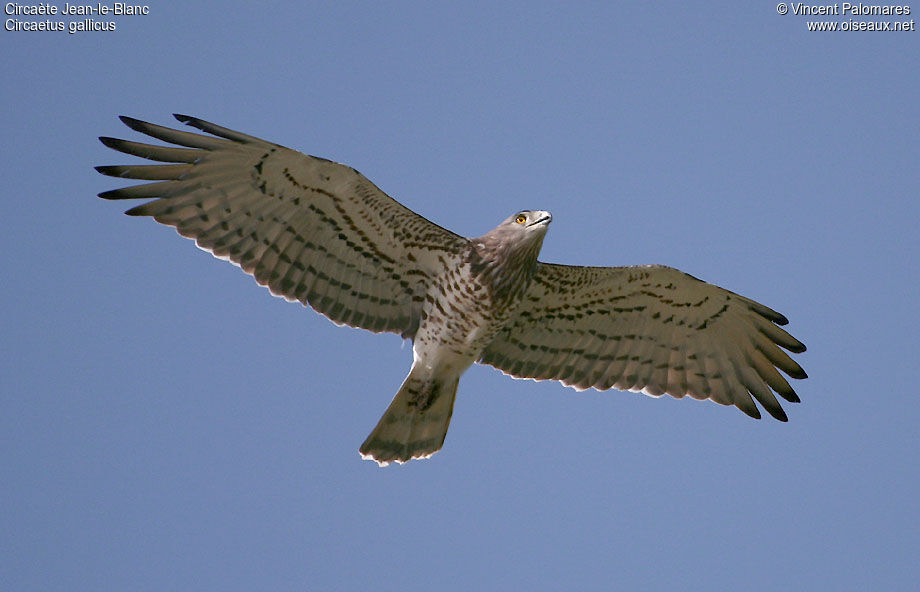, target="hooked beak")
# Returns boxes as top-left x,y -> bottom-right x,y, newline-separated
528,211 -> 552,227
